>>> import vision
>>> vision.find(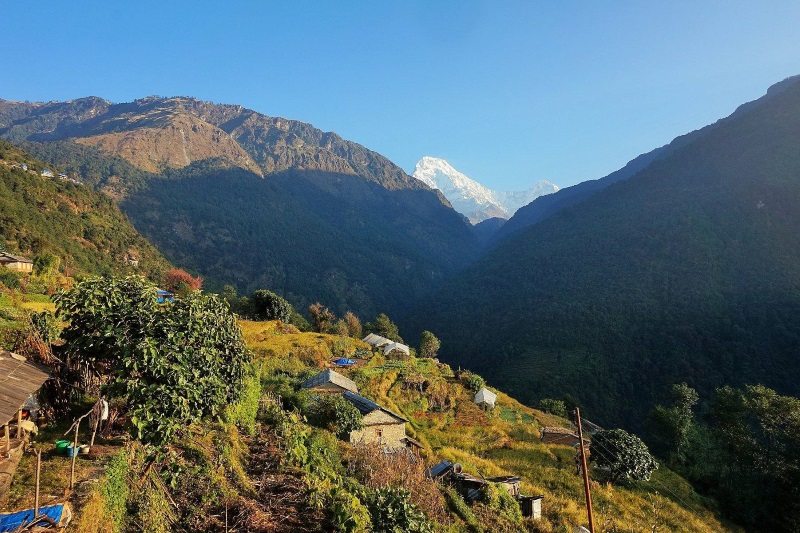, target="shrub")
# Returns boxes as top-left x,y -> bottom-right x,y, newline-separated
330,487 -> 371,533
418,330 -> 441,358
251,289 -> 293,322
481,482 -> 522,523
591,428 -> 658,483
367,486 -> 433,533
308,394 -> 363,439
463,373 -> 486,392
538,398 -> 568,418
